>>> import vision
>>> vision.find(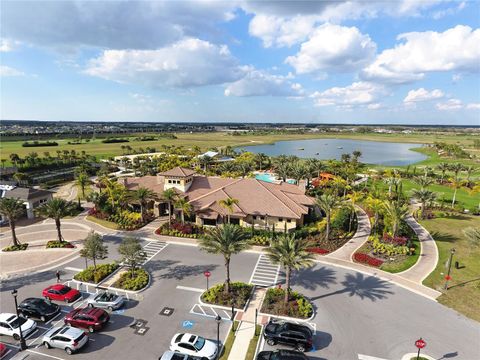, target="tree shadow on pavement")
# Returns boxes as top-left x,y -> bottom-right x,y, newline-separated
437,352 -> 458,359
311,272 -> 393,302
290,266 -> 337,291
159,264 -> 220,280
0,270 -> 56,292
